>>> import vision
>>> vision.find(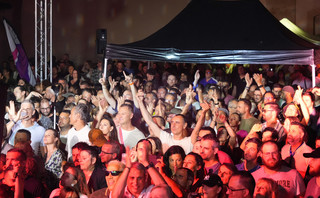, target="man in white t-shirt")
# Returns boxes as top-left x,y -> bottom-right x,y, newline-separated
137,90 -> 209,154
117,104 -> 145,148
66,103 -> 91,160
